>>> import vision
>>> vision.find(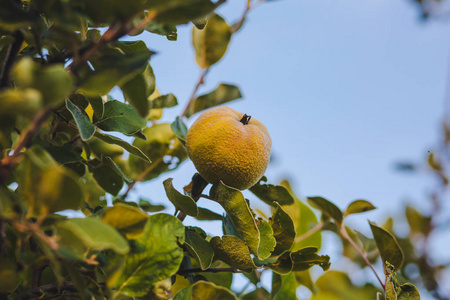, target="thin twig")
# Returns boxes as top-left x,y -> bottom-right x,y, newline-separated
177,267 -> 244,276
0,107 -> 54,179
231,0 -> 264,34
294,221 -> 325,244
339,224 -> 385,289
0,220 -> 6,257
0,30 -> 24,89
121,155 -> 165,200
180,68 -> 208,118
